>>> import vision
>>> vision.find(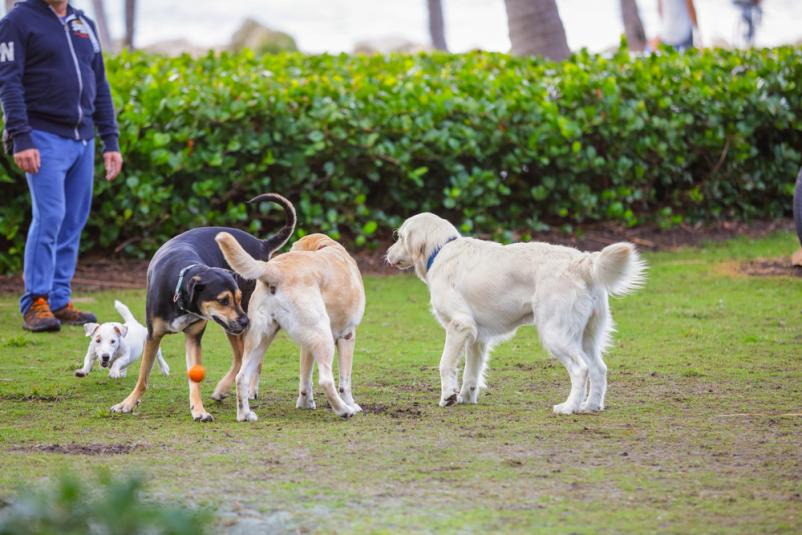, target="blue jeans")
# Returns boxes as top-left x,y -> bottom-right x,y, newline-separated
19,130 -> 94,314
